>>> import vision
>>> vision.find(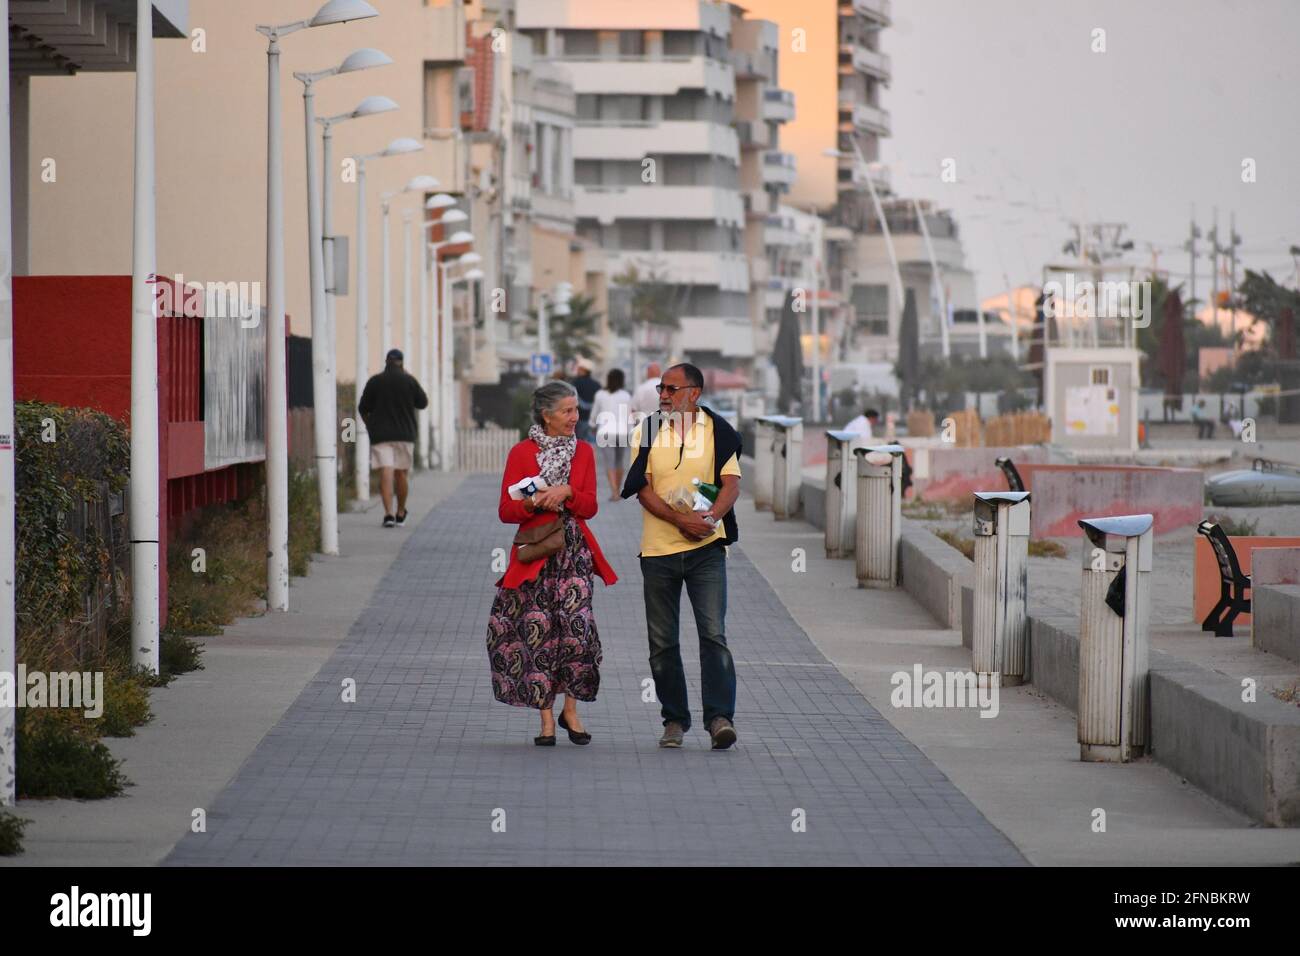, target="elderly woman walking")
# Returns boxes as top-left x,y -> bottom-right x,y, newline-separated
487,381 -> 618,745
